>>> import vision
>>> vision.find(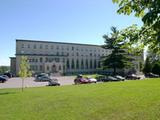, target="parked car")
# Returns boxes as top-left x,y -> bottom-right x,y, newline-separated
48,79 -> 60,86
35,76 -> 51,82
145,73 -> 159,78
1,75 -> 9,80
102,76 -> 119,82
35,73 -> 48,78
0,76 -> 7,83
74,74 -> 90,84
126,74 -> 141,80
4,72 -> 12,78
114,75 -> 125,81
95,75 -> 106,81
86,77 -> 97,83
